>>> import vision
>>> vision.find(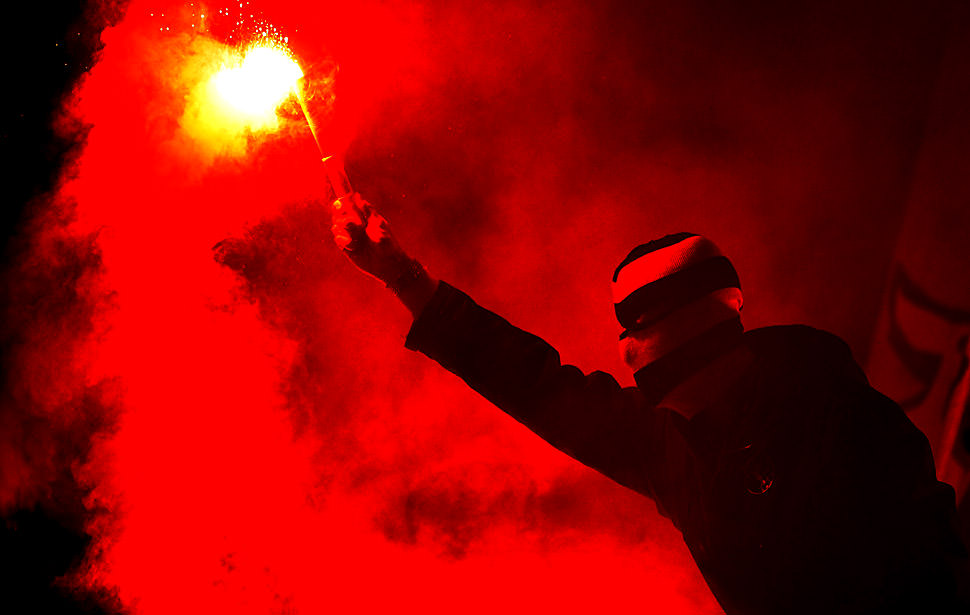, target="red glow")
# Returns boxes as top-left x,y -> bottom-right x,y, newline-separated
24,0 -> 730,613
